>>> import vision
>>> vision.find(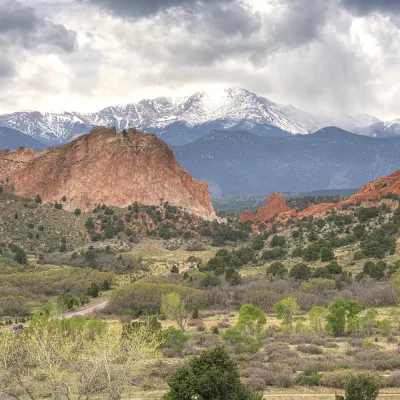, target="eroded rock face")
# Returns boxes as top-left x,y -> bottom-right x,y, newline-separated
0,127 -> 217,220
240,192 -> 296,223
299,170 -> 400,218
